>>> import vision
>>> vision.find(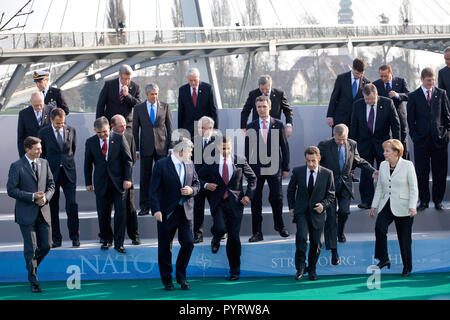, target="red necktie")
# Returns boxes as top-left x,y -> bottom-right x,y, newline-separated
102,139 -> 107,158
222,158 -> 229,199
192,88 -> 197,107
427,90 -> 431,104
119,88 -> 124,103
